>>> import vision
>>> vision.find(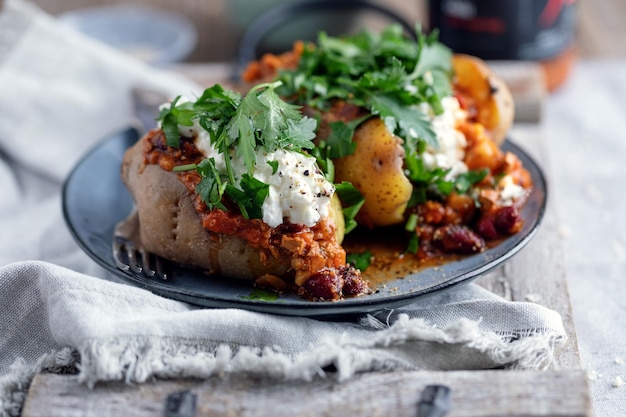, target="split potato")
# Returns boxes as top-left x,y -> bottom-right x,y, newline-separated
121,137 -> 348,281
121,138 -> 292,281
334,117 -> 412,228
452,54 -> 515,146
